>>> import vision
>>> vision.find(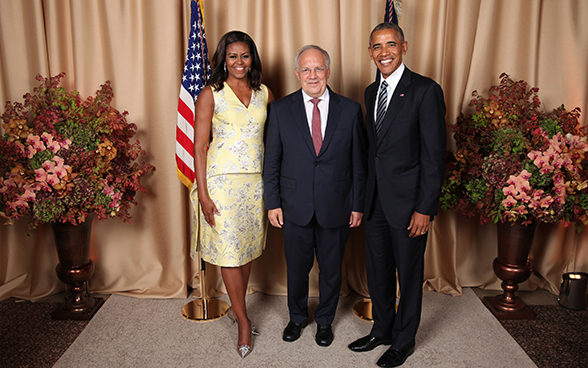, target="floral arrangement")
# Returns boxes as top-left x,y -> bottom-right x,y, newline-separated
441,73 -> 588,230
0,73 -> 154,233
